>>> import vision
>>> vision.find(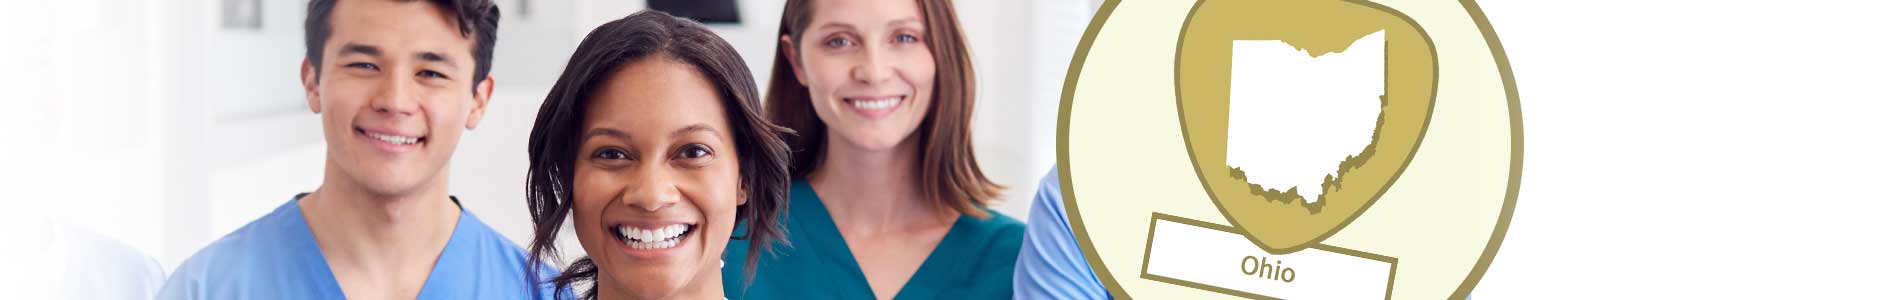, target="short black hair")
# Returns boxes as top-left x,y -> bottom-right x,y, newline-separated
305,0 -> 501,92
523,10 -> 792,300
